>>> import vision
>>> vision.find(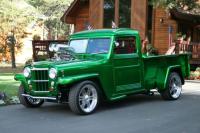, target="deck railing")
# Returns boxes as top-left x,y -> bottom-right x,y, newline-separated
176,41 -> 200,65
